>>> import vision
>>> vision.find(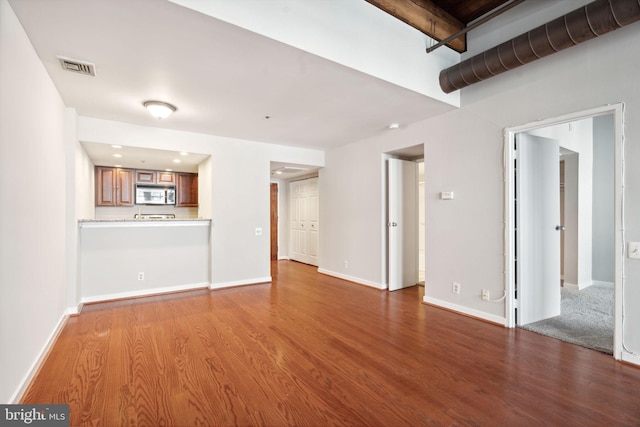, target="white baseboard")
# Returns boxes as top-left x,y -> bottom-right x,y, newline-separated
591,280 -> 614,288
621,350 -> 640,367
422,295 -> 506,326
80,282 -> 210,305
317,269 -> 385,290
11,313 -> 69,403
564,281 -> 614,291
278,256 -> 290,260
210,276 -> 272,290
